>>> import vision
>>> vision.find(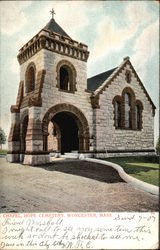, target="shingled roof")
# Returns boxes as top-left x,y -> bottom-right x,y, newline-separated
87,67 -> 117,92
43,18 -> 71,38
